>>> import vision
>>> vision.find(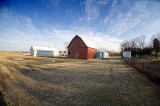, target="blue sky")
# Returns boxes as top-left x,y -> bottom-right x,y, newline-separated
0,0 -> 160,51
